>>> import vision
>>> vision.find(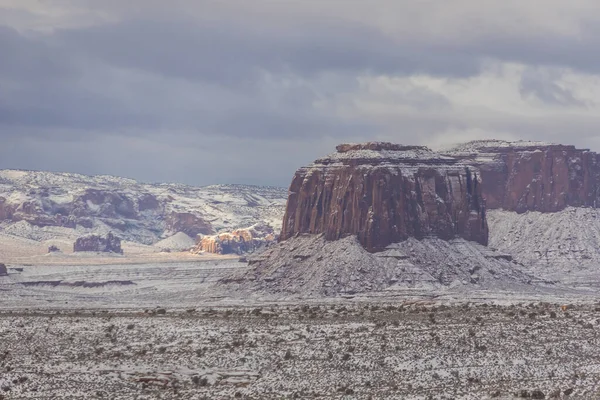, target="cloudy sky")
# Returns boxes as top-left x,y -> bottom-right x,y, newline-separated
2,1 -> 600,187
